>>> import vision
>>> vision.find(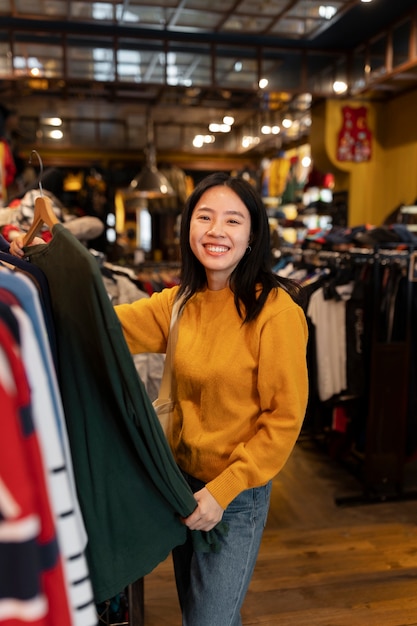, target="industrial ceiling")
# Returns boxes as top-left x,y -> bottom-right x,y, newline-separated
1,0 -> 417,163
